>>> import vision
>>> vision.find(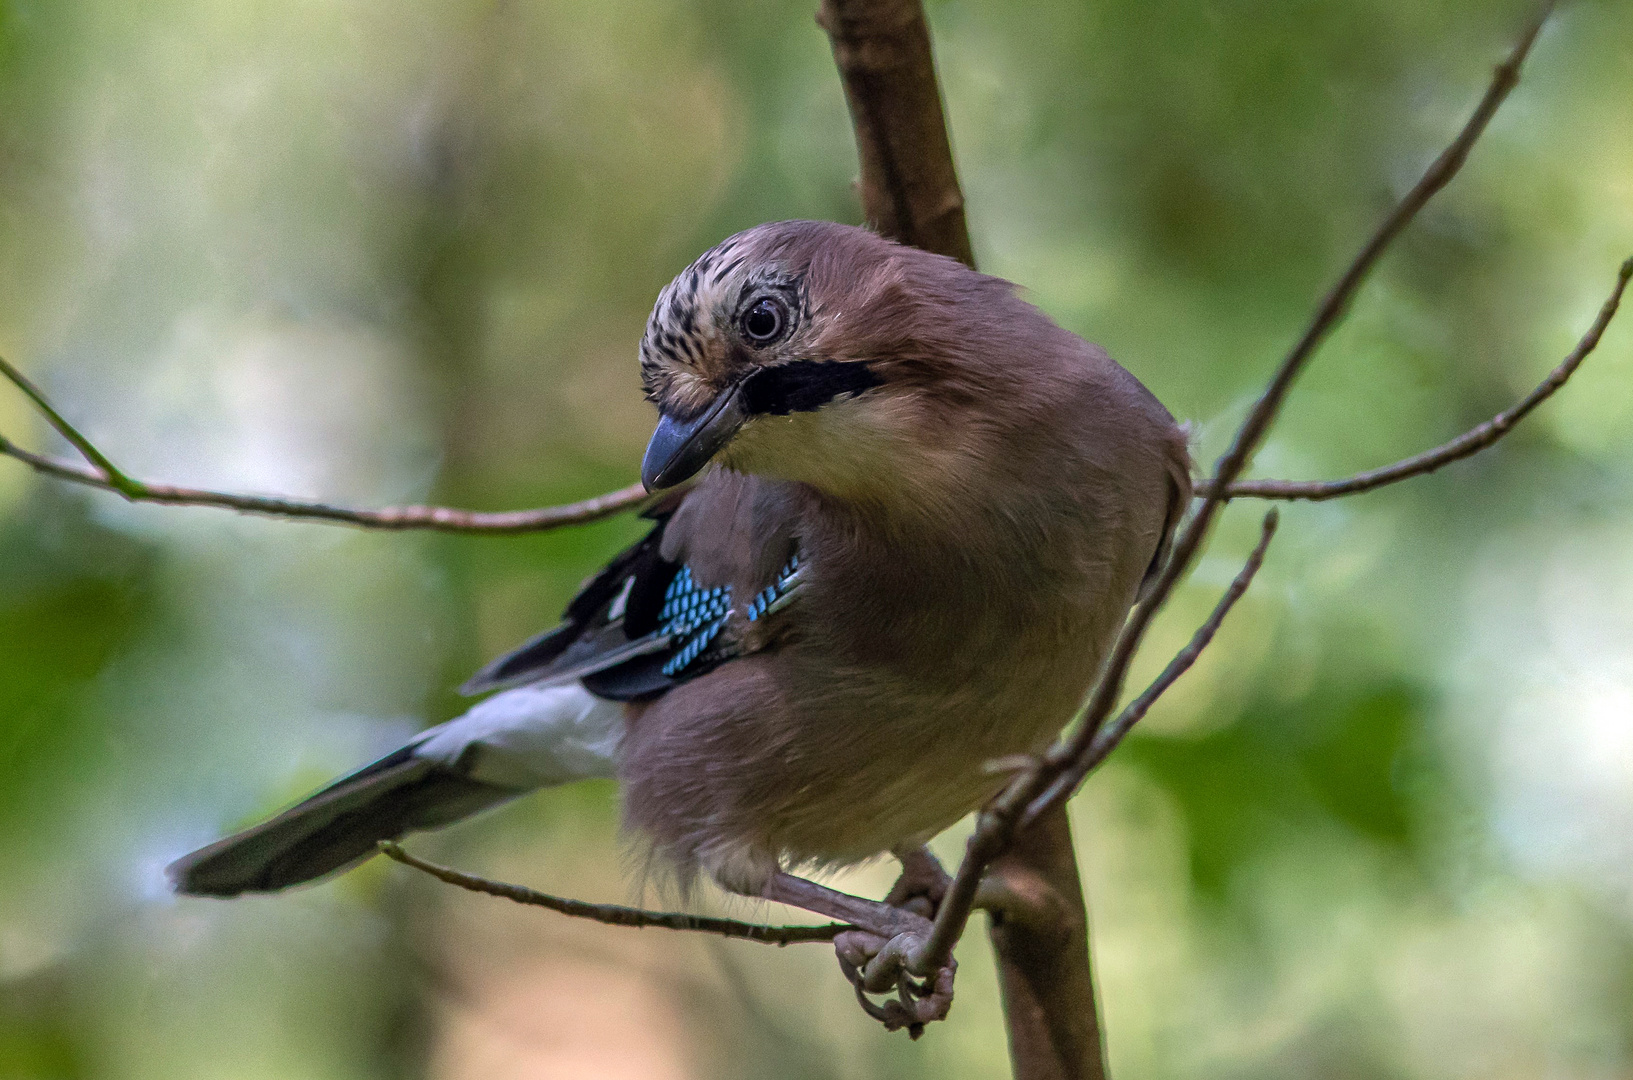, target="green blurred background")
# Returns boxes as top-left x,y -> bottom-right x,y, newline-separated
1,0 -> 1630,1076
